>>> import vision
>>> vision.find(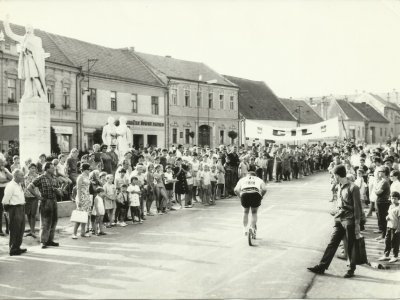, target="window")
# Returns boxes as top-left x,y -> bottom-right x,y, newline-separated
385,128 -> 387,137
362,127 -> 365,138
7,78 -> 16,103
111,91 -> 117,111
62,87 -> 70,108
208,92 -> 213,109
131,94 -> 138,113
151,96 -> 159,115
180,132 -> 183,139
380,128 -> 383,136
57,134 -> 71,153
47,84 -> 54,105
357,127 -> 360,138
184,90 -> 190,107
220,130 -> 224,144
219,93 -> 224,109
185,129 -> 190,144
171,88 -> 177,105
172,128 -> 177,144
230,95 -> 234,110
197,89 -> 202,107
87,88 -> 97,109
